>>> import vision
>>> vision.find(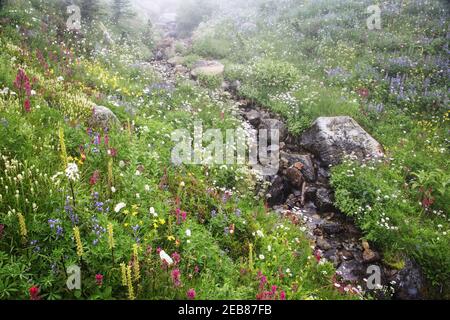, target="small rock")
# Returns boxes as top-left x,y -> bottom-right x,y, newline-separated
391,258 -> 425,300
304,186 -> 318,203
321,222 -> 344,235
285,167 -> 304,189
280,152 -> 316,182
266,175 -> 287,206
336,260 -> 366,282
339,249 -> 355,261
362,240 -> 370,251
244,110 -> 261,127
259,118 -> 287,142
363,249 -> 381,263
317,238 -> 332,251
315,188 -> 335,212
